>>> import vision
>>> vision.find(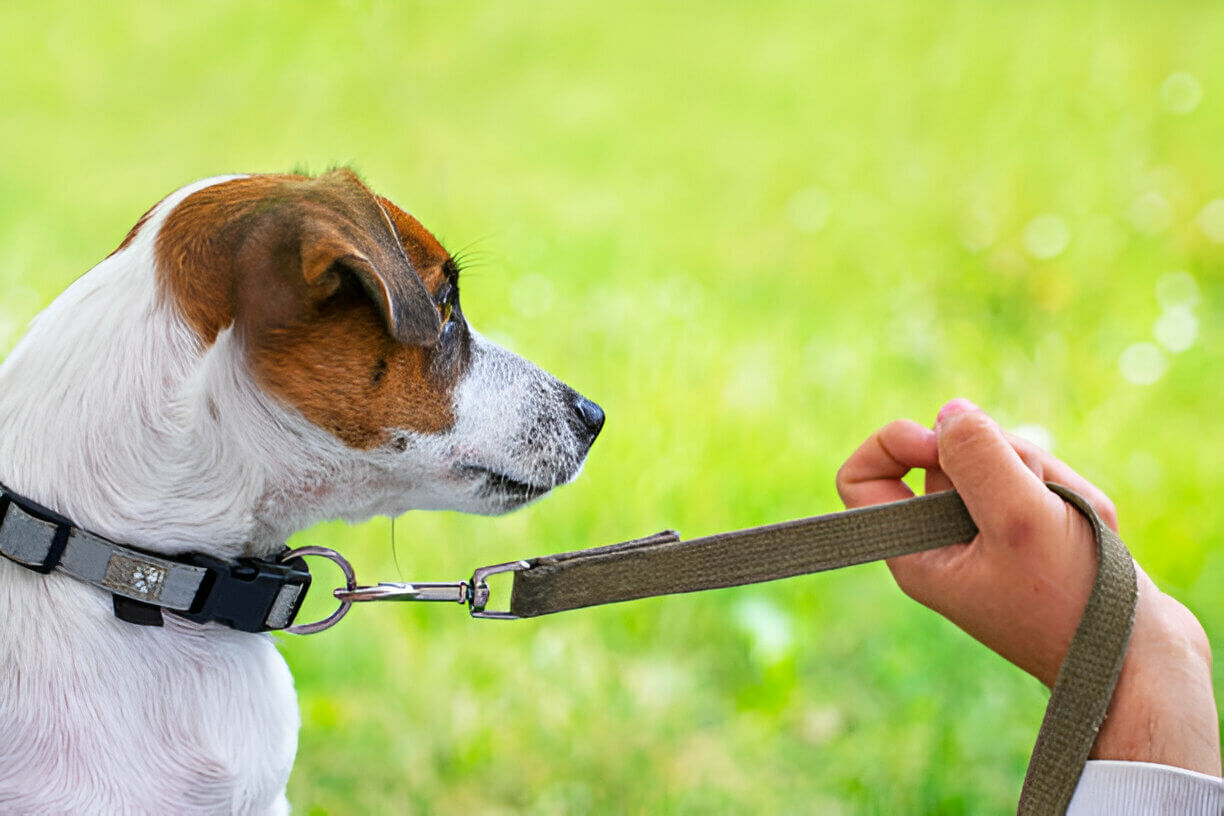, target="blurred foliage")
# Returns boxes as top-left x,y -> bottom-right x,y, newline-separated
2,1 -> 1223,812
